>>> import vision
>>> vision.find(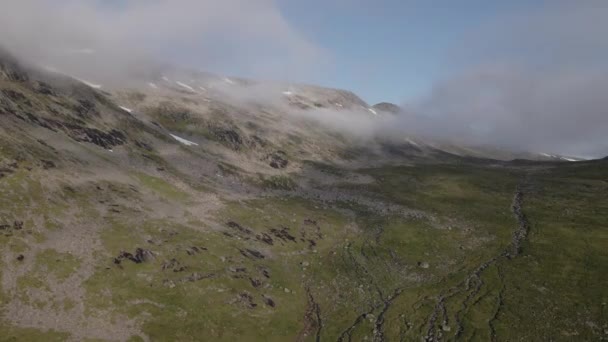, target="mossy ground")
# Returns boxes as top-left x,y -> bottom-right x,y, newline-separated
0,159 -> 606,340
